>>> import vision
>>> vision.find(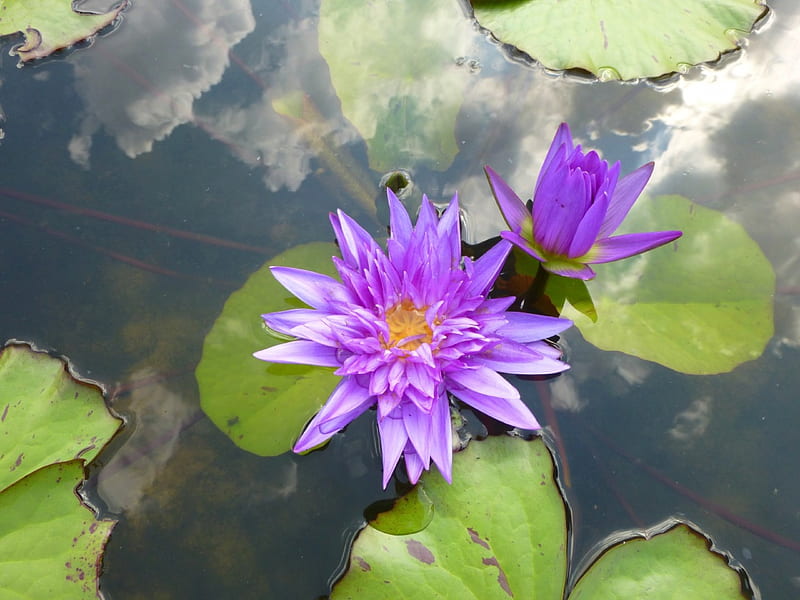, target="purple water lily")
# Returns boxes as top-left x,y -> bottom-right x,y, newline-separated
485,123 -> 682,280
254,190 -> 571,487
